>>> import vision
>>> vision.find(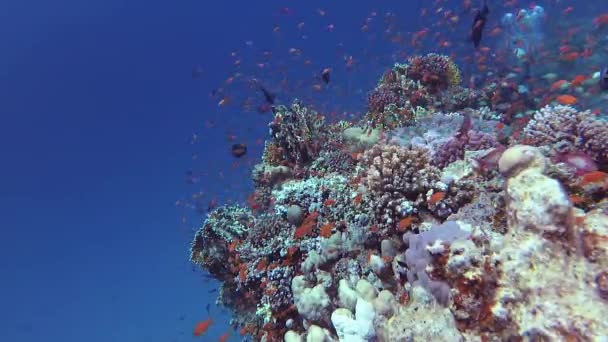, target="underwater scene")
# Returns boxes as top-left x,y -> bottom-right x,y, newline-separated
3,0 -> 608,341
185,1 -> 608,341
